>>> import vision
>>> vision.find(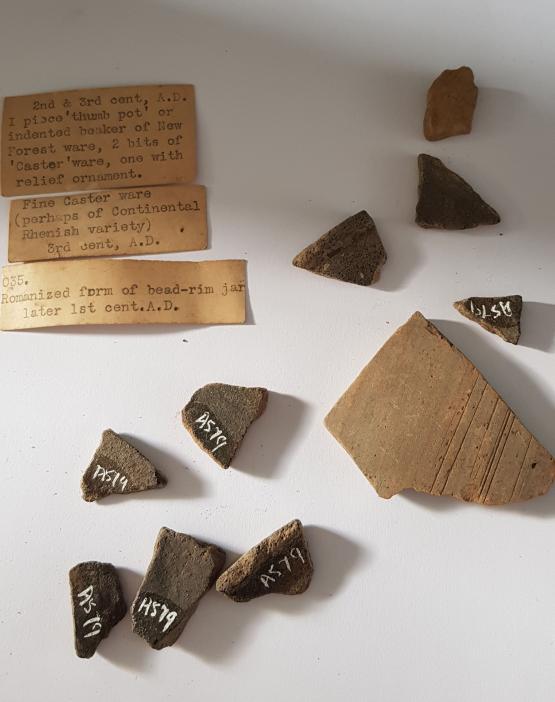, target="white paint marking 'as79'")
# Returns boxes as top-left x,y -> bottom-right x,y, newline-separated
260,547 -> 306,589
93,464 -> 128,491
194,411 -> 228,453
137,596 -> 177,632
77,585 -> 102,638
470,300 -> 513,319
